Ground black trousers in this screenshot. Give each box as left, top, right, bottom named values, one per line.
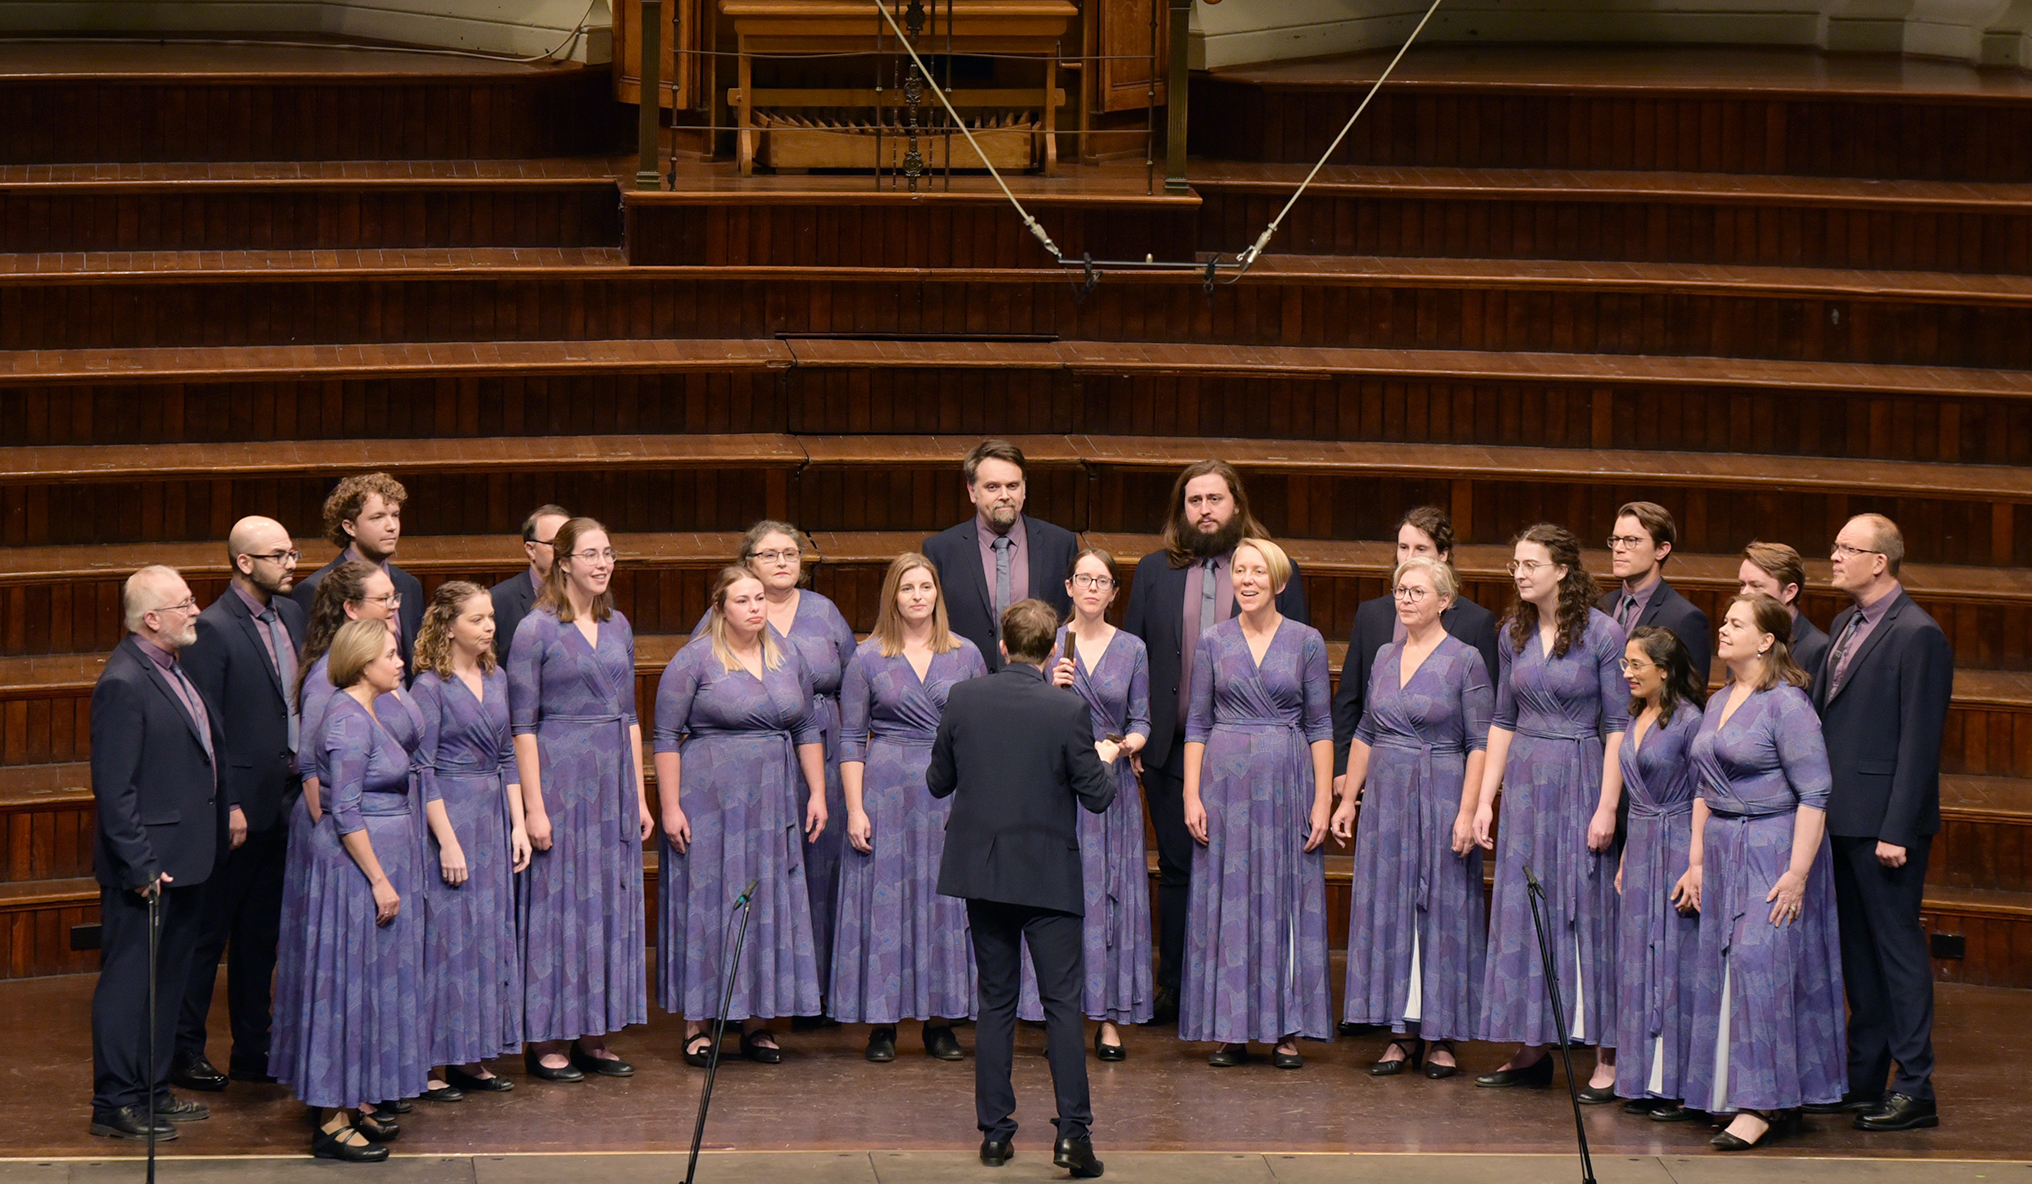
left=968, top=899, right=1091, bottom=1143
left=1832, top=833, right=1935, bottom=1101
left=1143, top=738, right=1193, bottom=995
left=177, top=818, right=287, bottom=1071
left=93, top=882, right=203, bottom=1116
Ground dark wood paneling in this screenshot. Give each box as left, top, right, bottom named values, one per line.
left=0, top=806, right=94, bottom=882
left=1922, top=908, right=2032, bottom=988
left=1935, top=817, right=2032, bottom=894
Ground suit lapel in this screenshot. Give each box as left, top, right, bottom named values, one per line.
left=1827, top=592, right=1905, bottom=705
left=228, top=594, right=288, bottom=702
left=955, top=520, right=995, bottom=621
left=132, top=640, right=212, bottom=757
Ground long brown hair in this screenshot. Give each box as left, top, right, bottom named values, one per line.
left=705, top=565, right=785, bottom=674
left=1626, top=625, right=1707, bottom=727
left=536, top=517, right=615, bottom=624
left=1503, top=523, right=1598, bottom=659
left=1158, top=460, right=1268, bottom=569
left=296, top=560, right=381, bottom=708
left=1728, top=593, right=1812, bottom=691
left=414, top=580, right=496, bottom=680
left=869, top=553, right=959, bottom=658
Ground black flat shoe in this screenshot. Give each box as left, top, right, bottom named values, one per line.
left=980, top=1138, right=1014, bottom=1166
left=444, top=1065, right=513, bottom=1093
left=419, top=1083, right=466, bottom=1102
left=1207, top=1043, right=1246, bottom=1067
left=89, top=1106, right=177, bottom=1140
left=1650, top=1103, right=1701, bottom=1123
left=353, top=1111, right=399, bottom=1143
left=1624, top=1097, right=1670, bottom=1115
left=1145, top=987, right=1179, bottom=1027
left=1053, top=1135, right=1105, bottom=1179
left=924, top=1024, right=964, bottom=1061
left=1423, top=1041, right=1459, bottom=1079
left=741, top=1028, right=784, bottom=1064
left=169, top=1052, right=229, bottom=1092
left=791, top=1013, right=839, bottom=1032
left=1711, top=1109, right=1799, bottom=1151
left=866, top=1026, right=897, bottom=1063
left=1093, top=1027, right=1125, bottom=1062
left=523, top=1049, right=585, bottom=1082
left=1475, top=1055, right=1554, bottom=1089
left=1855, top=1092, right=1939, bottom=1131
left=1369, top=1037, right=1424, bottom=1077
left=683, top=1033, right=715, bottom=1069
left=1803, top=1090, right=1881, bottom=1115
left=1271, top=1045, right=1304, bottom=1070
left=375, top=1098, right=412, bottom=1115
left=1577, top=1082, right=1620, bottom=1105
left=312, top=1125, right=389, bottom=1163
left=571, top=1044, right=635, bottom=1077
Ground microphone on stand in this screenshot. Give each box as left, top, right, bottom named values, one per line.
left=682, top=877, right=764, bottom=1184
left=1522, top=862, right=1597, bottom=1184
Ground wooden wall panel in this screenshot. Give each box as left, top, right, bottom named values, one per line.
left=0, top=807, right=95, bottom=883
left=1934, top=818, right=2032, bottom=894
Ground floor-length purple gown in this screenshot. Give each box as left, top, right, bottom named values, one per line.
left=1478, top=610, right=1628, bottom=1047
left=1613, top=702, right=1703, bottom=1102
left=1683, top=683, right=1846, bottom=1112
left=653, top=632, right=823, bottom=1020
left=692, top=591, right=857, bottom=998
left=1342, top=634, right=1492, bottom=1041
left=1018, top=625, right=1155, bottom=1026
left=1180, top=617, right=1335, bottom=1045
left=272, top=693, right=429, bottom=1109
left=829, top=638, right=986, bottom=1023
left=507, top=607, right=647, bottom=1042
left=414, top=667, right=522, bottom=1065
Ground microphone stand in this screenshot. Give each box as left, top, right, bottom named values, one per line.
left=145, top=881, right=162, bottom=1184
left=682, top=877, right=761, bottom=1184
left=1523, top=863, right=1596, bottom=1184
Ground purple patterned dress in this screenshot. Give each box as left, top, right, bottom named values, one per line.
left=507, top=607, right=648, bottom=1042
left=692, top=591, right=857, bottom=995
left=830, top=638, right=987, bottom=1023
left=414, top=667, right=522, bottom=1065
left=1613, top=702, right=1703, bottom=1102
left=653, top=633, right=824, bottom=1020
left=1180, top=618, right=1335, bottom=1045
left=1478, top=610, right=1628, bottom=1047
left=1342, top=634, right=1492, bottom=1041
left=272, top=693, right=429, bottom=1110
left=1683, top=684, right=1846, bottom=1112
left=1018, top=626, right=1155, bottom=1025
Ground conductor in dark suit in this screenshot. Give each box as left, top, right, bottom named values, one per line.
left=922, top=440, right=1078, bottom=672
left=1739, top=540, right=1831, bottom=683
left=489, top=503, right=569, bottom=660
left=1811, top=513, right=1953, bottom=1132
left=1331, top=506, right=1498, bottom=792
left=1122, top=460, right=1305, bottom=1022
left=1599, top=501, right=1710, bottom=677
left=291, top=472, right=424, bottom=675
left=90, top=566, right=227, bottom=1140
left=174, top=516, right=306, bottom=1090
left=929, top=599, right=1113, bottom=1178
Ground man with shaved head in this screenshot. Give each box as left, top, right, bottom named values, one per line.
left=174, top=517, right=306, bottom=1091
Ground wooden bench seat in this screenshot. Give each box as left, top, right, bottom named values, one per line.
left=0, top=339, right=790, bottom=386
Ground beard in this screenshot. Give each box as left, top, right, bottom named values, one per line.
left=1182, top=514, right=1247, bottom=560
left=981, top=502, right=1019, bottom=532
left=170, top=622, right=199, bottom=648
left=252, top=567, right=293, bottom=596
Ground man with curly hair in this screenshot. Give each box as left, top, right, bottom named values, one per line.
left=290, top=472, right=424, bottom=676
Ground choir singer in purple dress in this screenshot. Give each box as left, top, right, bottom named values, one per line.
left=656, top=565, right=827, bottom=1066
left=1181, top=537, right=1334, bottom=1070
left=1330, top=556, right=1491, bottom=1079
left=507, top=517, right=652, bottom=1083
left=1683, top=593, right=1845, bottom=1151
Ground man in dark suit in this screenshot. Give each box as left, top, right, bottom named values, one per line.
left=922, top=439, right=1079, bottom=672
left=1122, top=460, right=1305, bottom=1024
left=1331, top=506, right=1499, bottom=795
left=929, top=598, right=1113, bottom=1178
left=490, top=503, right=569, bottom=660
left=1811, top=513, right=1953, bottom=1132
left=174, top=516, right=306, bottom=1090
left=1739, top=540, right=1831, bottom=683
left=90, top=566, right=227, bottom=1140
left=291, top=472, right=423, bottom=674
left=1599, top=500, right=1711, bottom=678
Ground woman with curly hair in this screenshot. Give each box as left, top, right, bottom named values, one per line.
left=1472, top=524, right=1628, bottom=1097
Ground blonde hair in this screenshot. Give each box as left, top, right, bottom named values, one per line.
left=329, top=618, right=394, bottom=690
left=870, top=553, right=959, bottom=658
left=1392, top=554, right=1458, bottom=605
left=414, top=581, right=497, bottom=680
left=1235, top=537, right=1292, bottom=593
left=706, top=565, right=784, bottom=674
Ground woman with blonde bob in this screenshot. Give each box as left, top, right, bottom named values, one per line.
left=655, top=565, right=828, bottom=1066
left=831, top=553, right=987, bottom=1063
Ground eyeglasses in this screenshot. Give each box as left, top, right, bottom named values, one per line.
left=1505, top=559, right=1555, bottom=575
left=249, top=549, right=300, bottom=565
left=360, top=592, right=403, bottom=609
left=570, top=548, right=618, bottom=563
left=529, top=538, right=556, bottom=550
left=1391, top=585, right=1432, bottom=602
left=1617, top=658, right=1655, bottom=673
left=1070, top=574, right=1116, bottom=590
left=1830, top=542, right=1882, bottom=560
left=1605, top=534, right=1649, bottom=551
left=751, top=549, right=801, bottom=565
left=149, top=597, right=199, bottom=615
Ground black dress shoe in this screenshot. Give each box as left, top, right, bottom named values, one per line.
left=791, top=1013, right=839, bottom=1032
left=169, top=1052, right=229, bottom=1092
left=1093, top=1027, right=1125, bottom=1062
left=1475, top=1055, right=1554, bottom=1088
left=1369, top=1038, right=1424, bottom=1077
left=376, top=1098, right=413, bottom=1114
left=1145, top=987, right=1179, bottom=1027
left=1624, top=1097, right=1670, bottom=1115
left=980, top=1138, right=1014, bottom=1166
left=312, top=1125, right=390, bottom=1163
left=354, top=1111, right=399, bottom=1143
left=866, top=1026, right=897, bottom=1062
left=742, top=1028, right=784, bottom=1064
left=1576, top=1082, right=1620, bottom=1105
left=152, top=1094, right=209, bottom=1122
left=228, top=1060, right=279, bottom=1084
left=1855, top=1092, right=1939, bottom=1131
left=1712, top=1109, right=1800, bottom=1151
left=571, top=1044, right=636, bottom=1077
left=924, top=1024, right=965, bottom=1061
left=1650, top=1103, right=1701, bottom=1123
left=523, top=1049, right=586, bottom=1082
left=683, top=1032, right=716, bottom=1069
left=1207, top=1043, right=1246, bottom=1067
left=1271, top=1045, right=1304, bottom=1070
left=90, top=1106, right=178, bottom=1140
left=1053, top=1135, right=1105, bottom=1179
left=420, top=1083, right=466, bottom=1102
left=1803, top=1090, right=1881, bottom=1114
left=1339, top=1020, right=1383, bottom=1037
left=444, top=1065, right=514, bottom=1092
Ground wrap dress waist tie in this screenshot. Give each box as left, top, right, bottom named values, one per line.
left=433, top=757, right=514, bottom=862
left=867, top=725, right=936, bottom=751
left=1369, top=735, right=1466, bottom=910
left=684, top=725, right=801, bottom=831
left=547, top=711, right=636, bottom=847
left=1703, top=800, right=1761, bottom=959
left=1512, top=720, right=1600, bottom=924
left=1628, top=794, right=1694, bottom=1037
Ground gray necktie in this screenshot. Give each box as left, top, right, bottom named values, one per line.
left=1828, top=613, right=1862, bottom=694
left=992, top=536, right=1013, bottom=624
left=1199, top=557, right=1220, bottom=636
left=1618, top=594, right=1638, bottom=631
left=168, top=663, right=214, bottom=761
left=260, top=607, right=300, bottom=752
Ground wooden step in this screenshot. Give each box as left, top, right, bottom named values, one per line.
left=1921, top=886, right=2032, bottom=987
left=0, top=874, right=100, bottom=978
left=1938, top=776, right=2032, bottom=895
left=0, top=764, right=94, bottom=883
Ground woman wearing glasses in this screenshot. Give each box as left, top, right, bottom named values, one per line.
left=1015, top=549, right=1152, bottom=1058
left=689, top=522, right=858, bottom=1020
left=507, top=517, right=652, bottom=1083
left=1472, top=524, right=1628, bottom=1098
left=1329, top=556, right=1492, bottom=1079
left=1612, top=626, right=1707, bottom=1121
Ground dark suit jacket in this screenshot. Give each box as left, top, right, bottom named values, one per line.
left=929, top=663, right=1114, bottom=915
left=90, top=636, right=227, bottom=891
left=1123, top=549, right=1308, bottom=767
left=922, top=515, right=1079, bottom=672
left=1331, top=592, right=1500, bottom=775
left=181, top=589, right=306, bottom=833
left=291, top=550, right=425, bottom=675
left=1598, top=577, right=1712, bottom=683
left=1811, top=589, right=1953, bottom=848
left=1791, top=610, right=1831, bottom=686
left=489, top=568, right=541, bottom=663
